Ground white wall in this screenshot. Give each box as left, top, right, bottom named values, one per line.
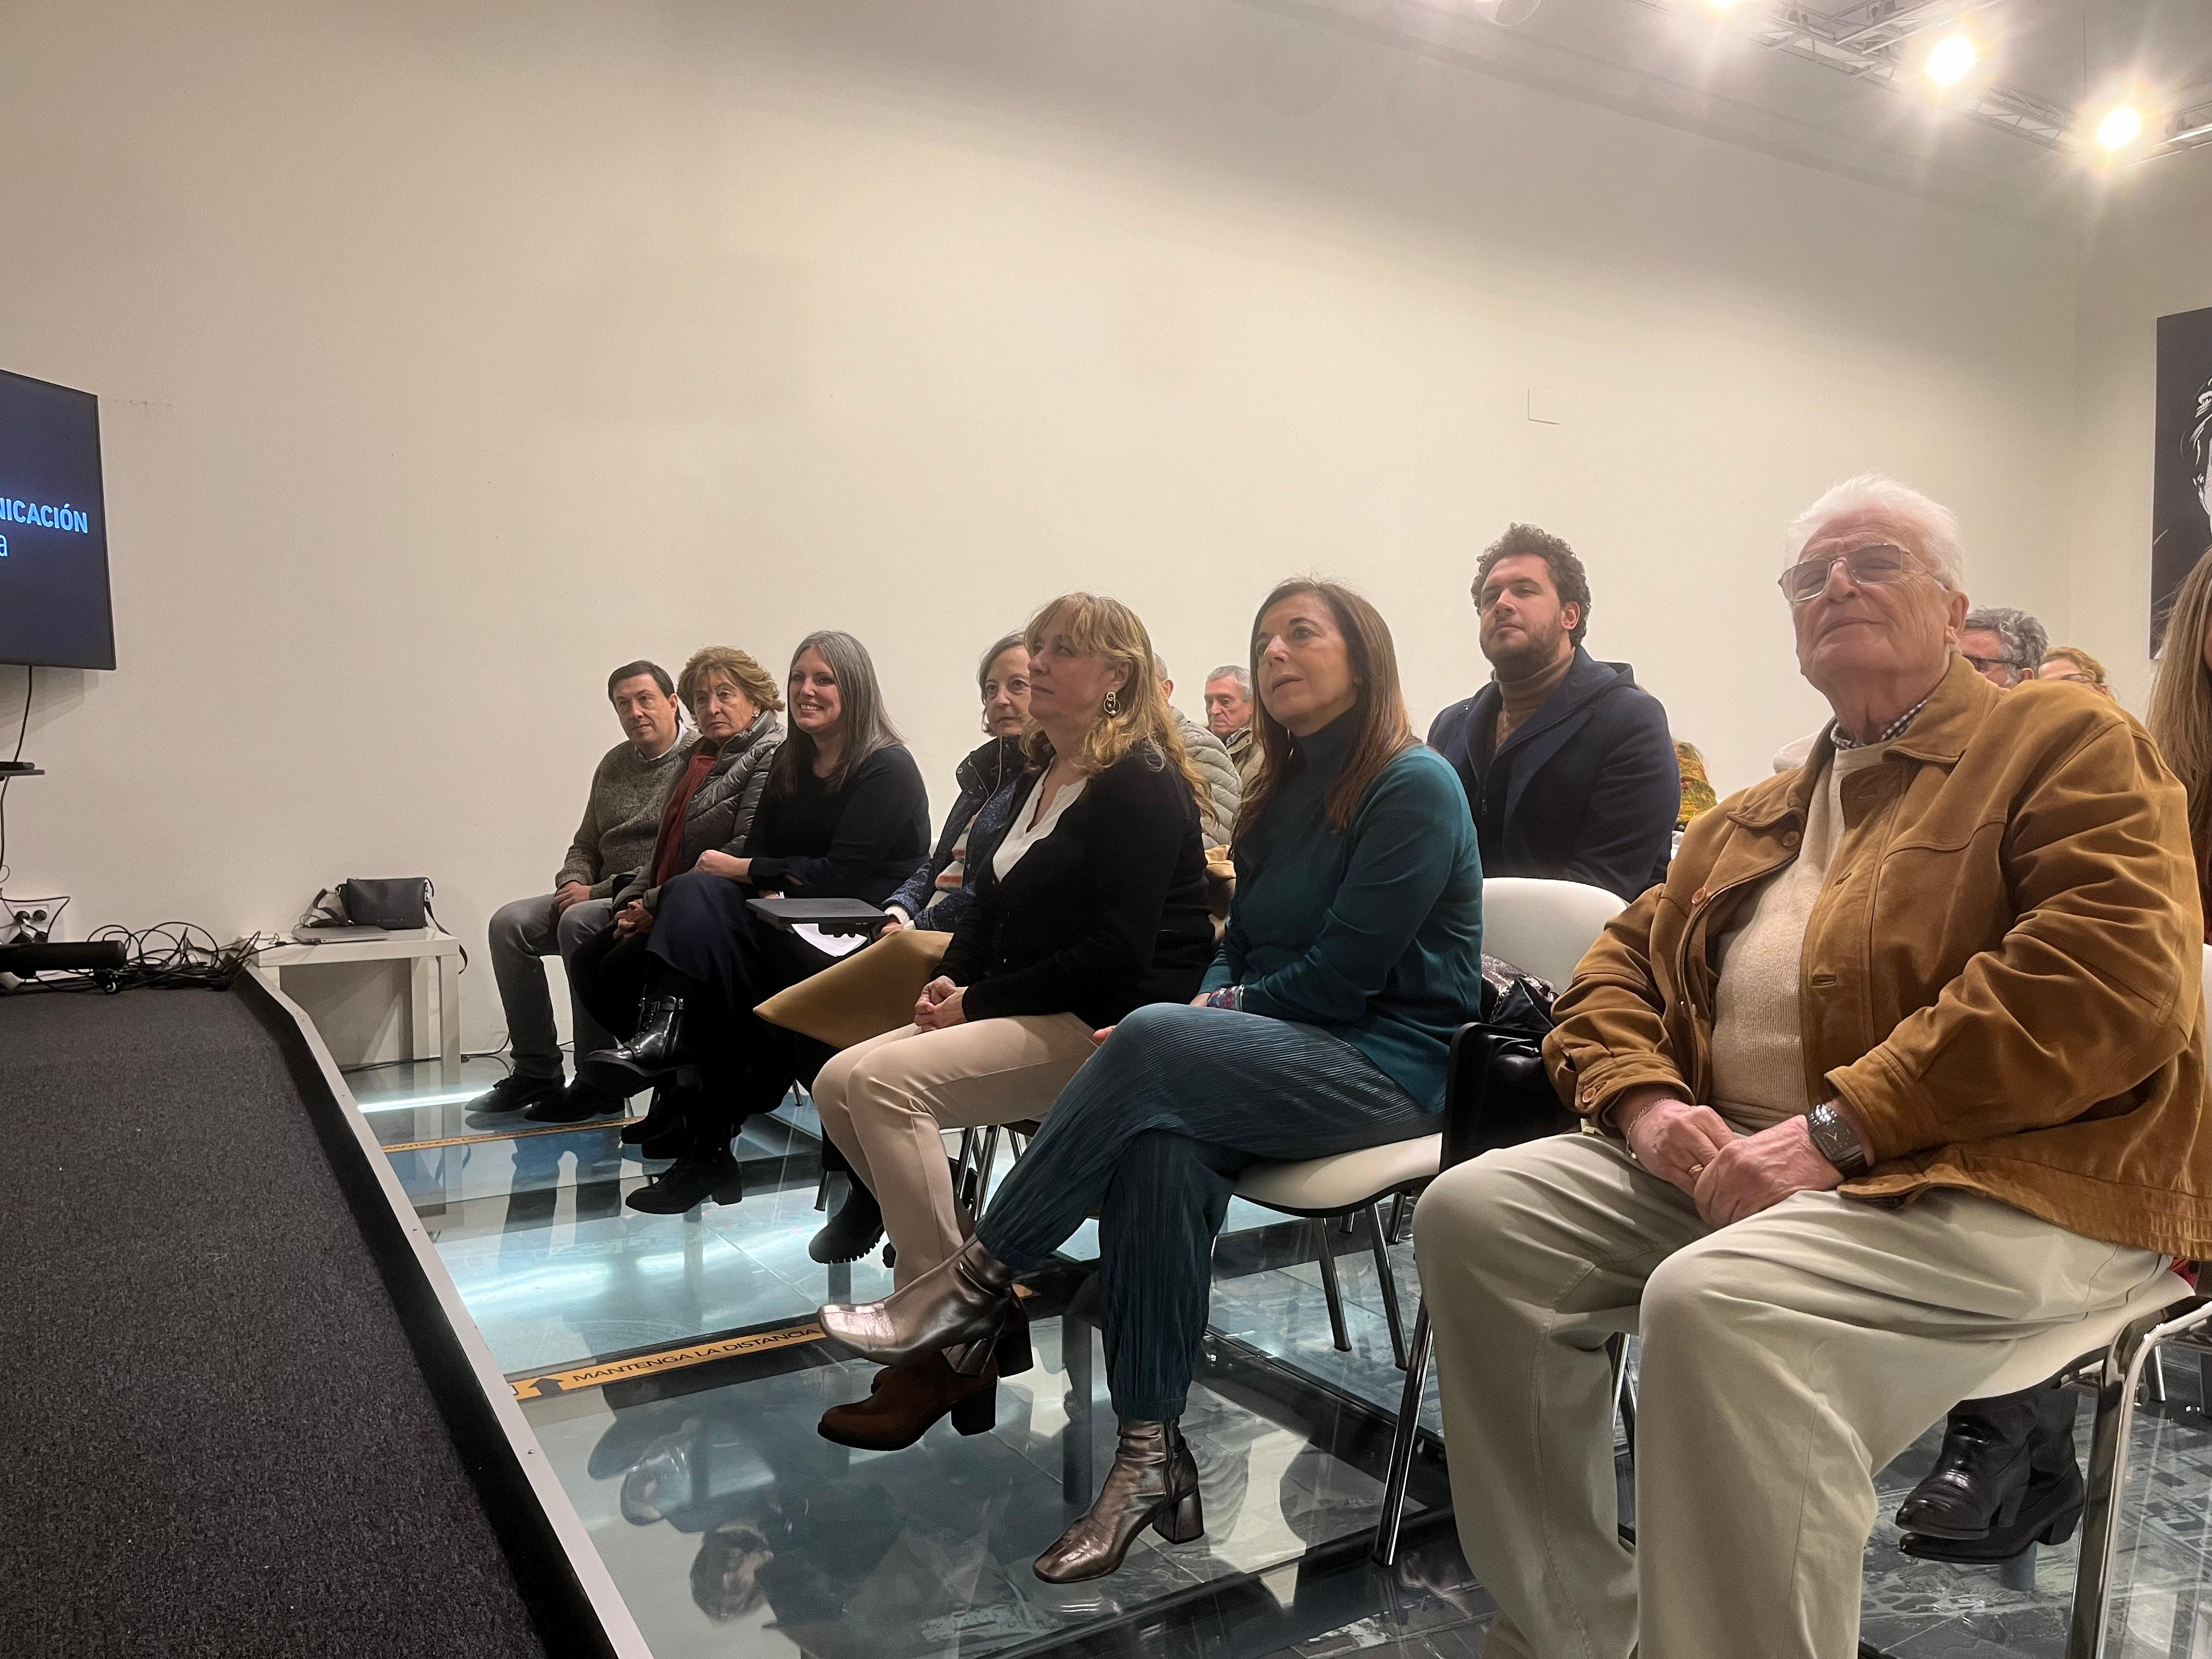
left=2069, top=152, right=2212, bottom=709
left=1, top=0, right=2086, bottom=1049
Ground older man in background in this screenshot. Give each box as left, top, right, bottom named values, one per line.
left=1960, top=603, right=2049, bottom=687
left=474, top=660, right=691, bottom=1119
left=1203, top=664, right=1259, bottom=782
left=1155, top=653, right=1242, bottom=848
left=1416, top=475, right=2210, bottom=1659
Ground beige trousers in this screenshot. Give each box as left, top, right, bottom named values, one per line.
left=811, top=1013, right=1097, bottom=1287
left=1415, top=1132, right=2168, bottom=1659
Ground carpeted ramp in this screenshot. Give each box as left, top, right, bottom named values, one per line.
left=0, top=985, right=567, bottom=1657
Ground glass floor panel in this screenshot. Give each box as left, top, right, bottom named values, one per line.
left=520, top=1315, right=1432, bottom=1659
left=352, top=1059, right=2212, bottom=1659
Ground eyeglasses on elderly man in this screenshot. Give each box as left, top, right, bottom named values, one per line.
left=1414, top=472, right=2209, bottom=1659
left=1774, top=540, right=1928, bottom=603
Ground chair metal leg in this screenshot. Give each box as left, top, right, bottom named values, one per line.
left=1608, top=1333, right=1639, bottom=1458
left=2151, top=1346, right=2168, bottom=1404
left=814, top=1167, right=832, bottom=1212
left=1313, top=1218, right=1351, bottom=1352
left=1367, top=1203, right=1409, bottom=1370
left=2065, top=1310, right=2167, bottom=1659
left=951, top=1127, right=977, bottom=1197
left=1388, top=1191, right=1412, bottom=1245
left=973, top=1124, right=1003, bottom=1211
left=1062, top=1305, right=1097, bottom=1505
left=1372, top=1301, right=1434, bottom=1566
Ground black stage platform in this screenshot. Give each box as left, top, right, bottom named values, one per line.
left=0, top=980, right=625, bottom=1657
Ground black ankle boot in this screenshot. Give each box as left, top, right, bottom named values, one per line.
left=582, top=995, right=685, bottom=1092
left=625, top=1149, right=743, bottom=1214
left=622, top=1077, right=694, bottom=1146
left=810, top=1181, right=887, bottom=1264
left=1895, top=1381, right=2071, bottom=1542
left=1902, top=1383, right=2082, bottom=1560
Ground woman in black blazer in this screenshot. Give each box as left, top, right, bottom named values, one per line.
left=807, top=592, right=1212, bottom=1451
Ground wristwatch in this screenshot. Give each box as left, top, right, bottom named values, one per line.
left=1805, top=1100, right=1870, bottom=1177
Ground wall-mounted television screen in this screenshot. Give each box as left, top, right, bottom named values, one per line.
left=0, top=368, right=115, bottom=670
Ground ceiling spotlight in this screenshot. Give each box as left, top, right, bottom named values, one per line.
left=2096, top=104, right=2145, bottom=150
left=1925, top=32, right=1977, bottom=88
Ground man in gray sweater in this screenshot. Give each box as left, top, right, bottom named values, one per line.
left=473, top=660, right=692, bottom=1119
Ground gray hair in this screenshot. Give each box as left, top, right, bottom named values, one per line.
left=1784, top=474, right=1965, bottom=592
left=1152, top=651, right=1170, bottom=680
left=1206, top=664, right=1251, bottom=695
left=1963, top=606, right=2050, bottom=674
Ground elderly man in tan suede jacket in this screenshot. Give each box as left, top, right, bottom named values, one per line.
left=1415, top=474, right=2212, bottom=1659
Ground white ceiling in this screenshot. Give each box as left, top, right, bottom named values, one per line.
left=1249, top=0, right=2212, bottom=217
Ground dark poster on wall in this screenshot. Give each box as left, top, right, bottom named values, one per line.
left=2153, top=305, right=2212, bottom=653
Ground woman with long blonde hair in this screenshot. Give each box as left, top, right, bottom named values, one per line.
left=806, top=592, right=1216, bottom=1449
left=819, top=578, right=1486, bottom=1583
left=2147, top=544, right=2212, bottom=938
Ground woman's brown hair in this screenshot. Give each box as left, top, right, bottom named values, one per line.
left=1238, top=578, right=1415, bottom=835
left=2149, top=546, right=2212, bottom=855
left=769, top=629, right=901, bottom=795
left=1022, top=593, right=1209, bottom=812
left=676, top=646, right=783, bottom=717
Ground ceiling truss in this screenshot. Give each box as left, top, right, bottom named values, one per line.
left=1627, top=0, right=2212, bottom=159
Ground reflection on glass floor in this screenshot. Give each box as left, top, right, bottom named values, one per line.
left=522, top=1317, right=1431, bottom=1659
left=354, top=1059, right=2212, bottom=1659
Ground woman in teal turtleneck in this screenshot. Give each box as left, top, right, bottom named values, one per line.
left=816, top=578, right=1486, bottom=1582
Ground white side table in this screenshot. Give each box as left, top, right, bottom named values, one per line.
left=251, top=929, right=463, bottom=1080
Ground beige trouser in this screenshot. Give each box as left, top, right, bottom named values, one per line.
left=1415, top=1132, right=2168, bottom=1659
left=810, top=1014, right=1097, bottom=1287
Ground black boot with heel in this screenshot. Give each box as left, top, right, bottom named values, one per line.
left=1896, top=1380, right=2082, bottom=1557
left=582, top=992, right=687, bottom=1093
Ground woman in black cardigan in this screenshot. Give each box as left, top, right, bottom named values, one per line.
left=808, top=592, right=1212, bottom=1449
left=575, top=630, right=928, bottom=1215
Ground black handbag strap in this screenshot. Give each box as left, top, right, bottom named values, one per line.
left=421, top=878, right=467, bottom=972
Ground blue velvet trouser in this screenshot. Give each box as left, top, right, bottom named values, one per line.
left=975, top=1002, right=1434, bottom=1420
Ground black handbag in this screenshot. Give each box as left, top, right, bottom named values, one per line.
left=337, top=877, right=431, bottom=930
left=1440, top=966, right=1577, bottom=1172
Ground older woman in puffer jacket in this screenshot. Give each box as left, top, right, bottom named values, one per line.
left=606, top=645, right=786, bottom=925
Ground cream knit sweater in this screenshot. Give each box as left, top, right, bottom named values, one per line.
left=1708, top=744, right=1892, bottom=1133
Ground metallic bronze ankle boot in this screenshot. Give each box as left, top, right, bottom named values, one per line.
left=1033, top=1418, right=1203, bottom=1583
left=816, top=1236, right=1018, bottom=1373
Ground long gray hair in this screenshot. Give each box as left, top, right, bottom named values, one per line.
left=769, top=629, right=901, bottom=794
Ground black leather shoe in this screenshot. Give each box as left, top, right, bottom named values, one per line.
left=1895, top=1383, right=2076, bottom=1542
left=524, top=1078, right=628, bottom=1123
left=624, top=1150, right=744, bottom=1214
left=470, top=1073, right=565, bottom=1114
left=581, top=995, right=686, bottom=1092
left=1901, top=1453, right=2085, bottom=1563
left=810, top=1182, right=887, bottom=1264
